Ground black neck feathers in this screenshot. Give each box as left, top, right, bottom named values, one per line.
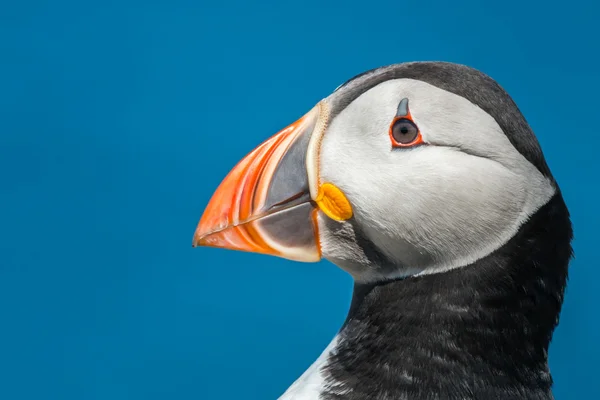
left=322, top=192, right=572, bottom=400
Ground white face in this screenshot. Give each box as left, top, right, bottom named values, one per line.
left=315, top=79, right=555, bottom=282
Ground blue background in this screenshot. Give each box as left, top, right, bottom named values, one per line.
left=1, top=0, right=598, bottom=398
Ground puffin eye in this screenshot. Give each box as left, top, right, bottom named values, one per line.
left=391, top=119, right=419, bottom=145
left=389, top=97, right=424, bottom=148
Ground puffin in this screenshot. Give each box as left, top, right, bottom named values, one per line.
left=192, top=62, right=573, bottom=400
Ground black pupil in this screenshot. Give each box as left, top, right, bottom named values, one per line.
left=392, top=119, right=418, bottom=144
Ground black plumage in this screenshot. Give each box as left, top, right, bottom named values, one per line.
left=321, top=192, right=572, bottom=399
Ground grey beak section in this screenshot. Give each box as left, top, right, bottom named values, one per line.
left=263, top=113, right=317, bottom=211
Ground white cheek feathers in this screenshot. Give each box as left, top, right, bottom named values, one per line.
left=316, top=78, right=556, bottom=280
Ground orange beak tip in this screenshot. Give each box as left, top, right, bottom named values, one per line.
left=192, top=231, right=211, bottom=248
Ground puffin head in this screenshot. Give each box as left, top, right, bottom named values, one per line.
left=193, top=62, right=556, bottom=283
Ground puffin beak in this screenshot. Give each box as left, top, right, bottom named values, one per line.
left=192, top=105, right=323, bottom=262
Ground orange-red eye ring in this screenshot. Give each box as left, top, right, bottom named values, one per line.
left=389, top=116, right=424, bottom=148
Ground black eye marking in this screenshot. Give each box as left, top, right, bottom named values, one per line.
left=396, top=98, right=409, bottom=117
